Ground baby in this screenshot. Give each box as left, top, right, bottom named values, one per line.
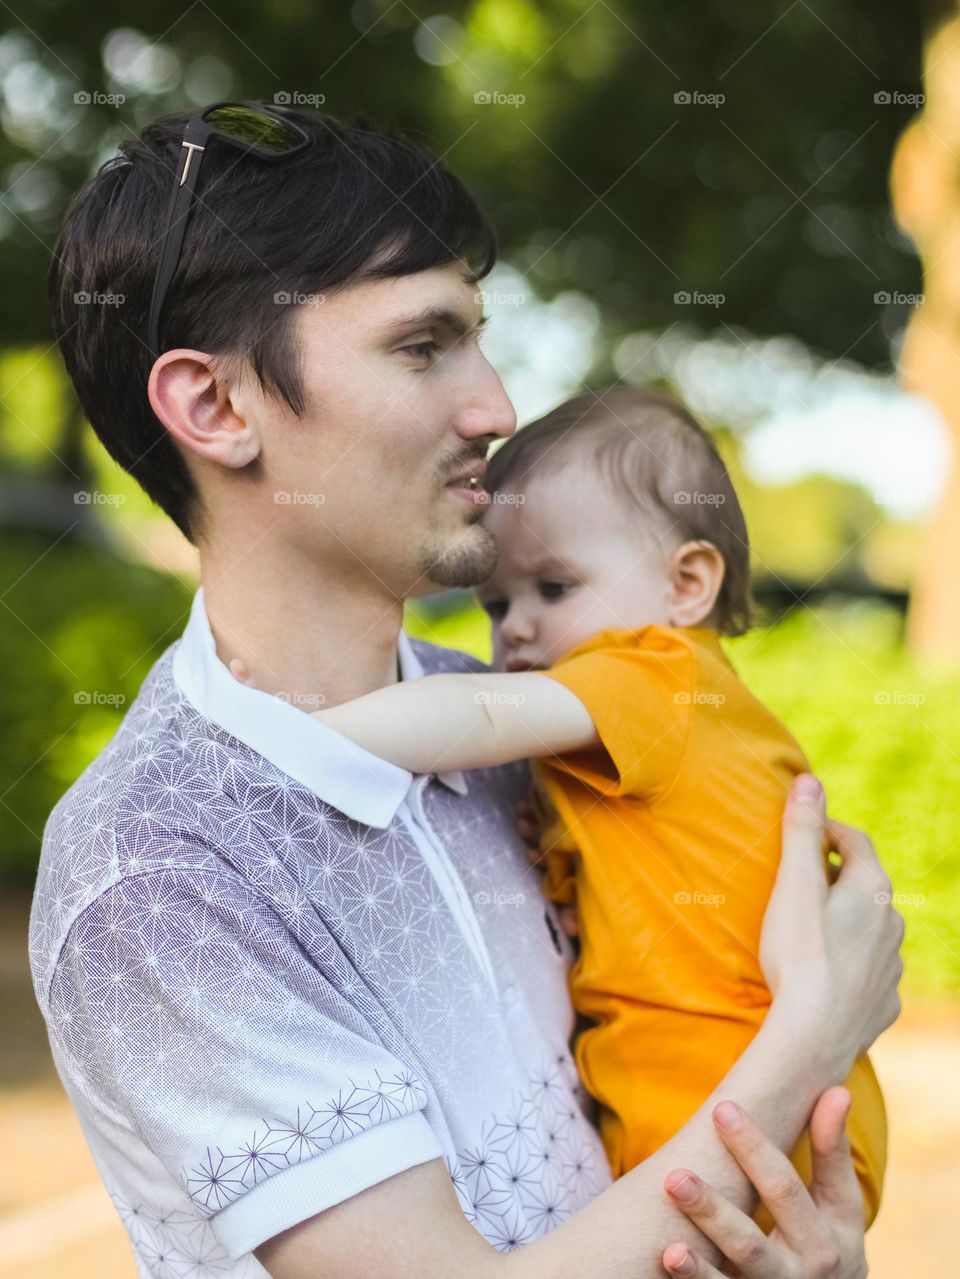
left=241, top=385, right=887, bottom=1227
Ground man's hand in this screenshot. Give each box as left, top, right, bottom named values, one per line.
left=660, top=1088, right=867, bottom=1278
left=760, top=773, right=904, bottom=1075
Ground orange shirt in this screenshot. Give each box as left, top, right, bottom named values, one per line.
left=533, top=624, right=886, bottom=1226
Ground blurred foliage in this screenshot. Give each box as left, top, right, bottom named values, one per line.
left=0, top=530, right=192, bottom=883
left=720, top=431, right=919, bottom=588
left=1, top=0, right=953, bottom=1000
left=405, top=596, right=960, bottom=996
left=0, top=0, right=928, bottom=386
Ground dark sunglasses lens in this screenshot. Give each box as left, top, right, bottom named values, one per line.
left=202, top=104, right=305, bottom=153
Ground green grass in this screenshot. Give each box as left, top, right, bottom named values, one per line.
left=405, top=597, right=960, bottom=998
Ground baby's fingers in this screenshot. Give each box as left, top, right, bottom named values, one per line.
left=557, top=904, right=580, bottom=937
left=229, top=657, right=254, bottom=686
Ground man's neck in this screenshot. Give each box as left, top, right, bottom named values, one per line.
left=198, top=552, right=405, bottom=709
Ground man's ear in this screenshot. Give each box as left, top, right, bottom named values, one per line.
left=147, top=348, right=260, bottom=468
left=666, top=539, right=726, bottom=628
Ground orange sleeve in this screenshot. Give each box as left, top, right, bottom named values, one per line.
left=540, top=627, right=694, bottom=800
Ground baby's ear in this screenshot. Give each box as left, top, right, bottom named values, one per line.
left=229, top=657, right=255, bottom=687
left=666, top=540, right=725, bottom=628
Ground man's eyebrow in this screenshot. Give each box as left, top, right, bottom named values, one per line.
left=380, top=306, right=489, bottom=339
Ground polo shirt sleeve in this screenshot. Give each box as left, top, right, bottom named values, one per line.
left=47, top=864, right=444, bottom=1263
left=540, top=627, right=694, bottom=800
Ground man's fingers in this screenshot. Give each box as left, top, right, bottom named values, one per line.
left=707, top=1102, right=828, bottom=1254
left=778, top=774, right=829, bottom=899
left=825, top=818, right=893, bottom=897
left=662, top=1241, right=729, bottom=1278
left=663, top=1169, right=775, bottom=1278
left=808, top=1087, right=864, bottom=1218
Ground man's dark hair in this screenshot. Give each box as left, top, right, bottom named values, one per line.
left=484, top=386, right=753, bottom=636
left=48, top=107, right=498, bottom=543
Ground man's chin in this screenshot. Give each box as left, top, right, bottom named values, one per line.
left=417, top=523, right=498, bottom=590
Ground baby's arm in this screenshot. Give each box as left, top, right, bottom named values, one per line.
left=315, top=671, right=599, bottom=773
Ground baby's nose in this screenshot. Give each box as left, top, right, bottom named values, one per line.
left=500, top=609, right=537, bottom=646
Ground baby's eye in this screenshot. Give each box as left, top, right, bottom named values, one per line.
left=538, top=580, right=572, bottom=602
left=480, top=597, right=508, bottom=622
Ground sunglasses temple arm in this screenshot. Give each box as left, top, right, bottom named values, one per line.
left=146, top=145, right=206, bottom=360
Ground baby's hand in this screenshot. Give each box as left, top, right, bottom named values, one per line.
left=229, top=658, right=255, bottom=687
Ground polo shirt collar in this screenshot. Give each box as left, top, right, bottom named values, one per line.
left=172, top=586, right=467, bottom=829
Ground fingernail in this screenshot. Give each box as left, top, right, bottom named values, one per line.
left=794, top=774, right=823, bottom=803
left=714, top=1101, right=743, bottom=1132
left=667, top=1173, right=700, bottom=1203
left=668, top=1249, right=697, bottom=1277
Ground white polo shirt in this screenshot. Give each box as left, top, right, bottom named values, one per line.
left=29, top=587, right=612, bottom=1277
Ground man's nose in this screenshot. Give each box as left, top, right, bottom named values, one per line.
left=454, top=363, right=517, bottom=443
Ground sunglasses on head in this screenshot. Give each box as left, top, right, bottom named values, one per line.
left=146, top=100, right=312, bottom=358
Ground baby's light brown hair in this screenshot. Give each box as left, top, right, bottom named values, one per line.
left=483, top=386, right=753, bottom=636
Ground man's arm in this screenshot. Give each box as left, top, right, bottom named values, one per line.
left=255, top=779, right=904, bottom=1279
left=254, top=996, right=844, bottom=1279
left=313, top=671, right=597, bottom=771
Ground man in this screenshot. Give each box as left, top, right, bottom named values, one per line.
left=32, top=102, right=903, bottom=1278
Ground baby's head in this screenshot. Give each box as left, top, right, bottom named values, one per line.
left=478, top=386, right=752, bottom=672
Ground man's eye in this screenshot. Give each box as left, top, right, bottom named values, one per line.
left=481, top=598, right=508, bottom=622
left=539, top=580, right=571, bottom=601
left=400, top=341, right=440, bottom=360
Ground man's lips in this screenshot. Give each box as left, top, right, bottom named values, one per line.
left=446, top=461, right=488, bottom=507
